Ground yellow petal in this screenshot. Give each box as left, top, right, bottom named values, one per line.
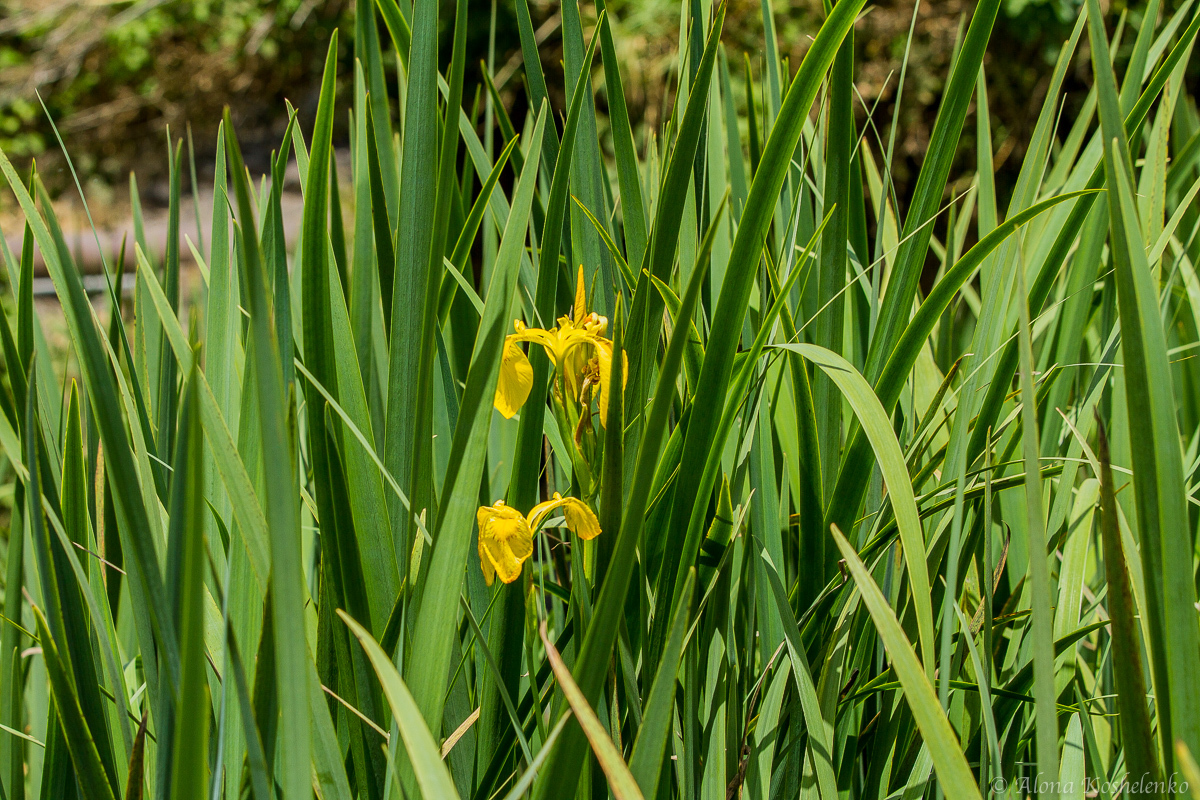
left=477, top=501, right=524, bottom=586
left=561, top=497, right=602, bottom=540
left=574, top=265, right=587, bottom=324
left=476, top=503, right=498, bottom=531
left=561, top=335, right=595, bottom=399
left=494, top=338, right=534, bottom=419
left=475, top=503, right=518, bottom=534
left=593, top=339, right=627, bottom=428
left=527, top=497, right=564, bottom=530
left=477, top=500, right=522, bottom=530
left=514, top=322, right=566, bottom=368
left=527, top=493, right=601, bottom=540
left=479, top=513, right=534, bottom=584
left=478, top=535, right=496, bottom=586
left=513, top=321, right=560, bottom=350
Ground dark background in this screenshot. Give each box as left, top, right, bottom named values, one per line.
left=0, top=0, right=1194, bottom=216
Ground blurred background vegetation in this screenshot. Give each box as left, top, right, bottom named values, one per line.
left=0, top=0, right=1195, bottom=210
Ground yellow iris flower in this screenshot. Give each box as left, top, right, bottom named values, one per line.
left=476, top=492, right=601, bottom=586
left=493, top=266, right=626, bottom=427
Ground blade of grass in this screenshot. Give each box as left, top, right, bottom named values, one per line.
left=341, top=611, right=462, bottom=800
left=166, top=366, right=209, bottom=800
left=135, top=245, right=270, bottom=594
left=760, top=551, right=838, bottom=800
left=1095, top=418, right=1160, bottom=791
left=624, top=2, right=725, bottom=425
left=385, top=0, right=441, bottom=586
left=533, top=196, right=712, bottom=799
left=593, top=0, right=648, bottom=269
left=813, top=0, right=855, bottom=503
left=1014, top=231, right=1059, bottom=791
left=825, top=188, right=1095, bottom=541
left=226, top=111, right=311, bottom=799
left=539, top=622, right=645, bottom=800
left=402, top=107, right=545, bottom=743
left=654, top=0, right=865, bottom=666
left=830, top=526, right=982, bottom=800
left=508, top=16, right=603, bottom=512
left=0, top=147, right=180, bottom=716
left=775, top=342, right=934, bottom=676
left=1088, top=0, right=1200, bottom=768
left=862, top=0, right=1001, bottom=385
left=154, top=139, right=183, bottom=491
left=627, top=570, right=694, bottom=799
left=31, top=606, right=117, bottom=800
left=357, top=0, right=399, bottom=225
left=408, top=0, right=471, bottom=566
left=560, top=0, right=615, bottom=313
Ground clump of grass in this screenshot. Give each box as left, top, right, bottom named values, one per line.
left=1, top=0, right=1199, bottom=798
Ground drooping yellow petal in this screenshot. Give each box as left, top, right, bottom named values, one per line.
left=560, top=327, right=598, bottom=400
left=512, top=320, right=560, bottom=351
left=477, top=501, right=523, bottom=531
left=592, top=338, right=628, bottom=428
left=573, top=264, right=588, bottom=324
left=527, top=496, right=566, bottom=530
left=512, top=320, right=566, bottom=367
left=477, top=502, right=533, bottom=585
left=478, top=537, right=496, bottom=585
left=560, top=497, right=602, bottom=540
left=526, top=492, right=601, bottom=540
left=481, top=523, right=533, bottom=584
left=494, top=337, right=535, bottom=419
left=476, top=503, right=512, bottom=586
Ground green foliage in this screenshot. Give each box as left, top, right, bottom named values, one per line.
left=0, top=1, right=1199, bottom=799
left=0, top=0, right=348, bottom=173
